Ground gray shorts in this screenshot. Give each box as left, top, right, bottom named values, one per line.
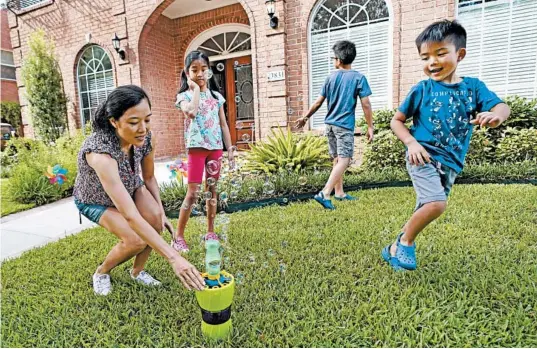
left=326, top=124, right=354, bottom=159
left=406, top=156, right=458, bottom=211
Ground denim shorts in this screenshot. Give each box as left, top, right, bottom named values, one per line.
left=326, top=124, right=354, bottom=159
left=74, top=199, right=108, bottom=224
left=406, top=156, right=458, bottom=211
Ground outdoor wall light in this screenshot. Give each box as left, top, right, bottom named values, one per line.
left=112, top=33, right=126, bottom=60
left=265, top=0, right=279, bottom=29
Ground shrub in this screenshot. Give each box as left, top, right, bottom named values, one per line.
left=361, top=130, right=406, bottom=170
left=496, top=128, right=537, bottom=163
left=6, top=131, right=85, bottom=205
left=504, top=95, right=537, bottom=129
left=0, top=102, right=22, bottom=130
left=466, top=127, right=496, bottom=164
left=21, top=29, right=68, bottom=143
left=356, top=108, right=396, bottom=133
left=243, top=127, right=331, bottom=174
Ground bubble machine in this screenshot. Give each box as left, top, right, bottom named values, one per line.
left=195, top=239, right=235, bottom=340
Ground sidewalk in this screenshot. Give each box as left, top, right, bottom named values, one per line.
left=0, top=159, right=175, bottom=262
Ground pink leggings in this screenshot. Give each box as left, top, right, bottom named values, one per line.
left=187, top=148, right=223, bottom=183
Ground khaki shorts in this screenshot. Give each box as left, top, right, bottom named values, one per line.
left=326, top=124, right=354, bottom=159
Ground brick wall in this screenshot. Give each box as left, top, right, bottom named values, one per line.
left=7, top=0, right=456, bottom=156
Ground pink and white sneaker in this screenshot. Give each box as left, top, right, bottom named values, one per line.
left=204, top=232, right=219, bottom=241
left=170, top=237, right=190, bottom=253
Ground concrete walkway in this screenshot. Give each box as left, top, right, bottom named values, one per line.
left=1, top=160, right=175, bottom=262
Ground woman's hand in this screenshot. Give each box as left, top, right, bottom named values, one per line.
left=162, top=214, right=174, bottom=237
left=170, top=256, right=206, bottom=291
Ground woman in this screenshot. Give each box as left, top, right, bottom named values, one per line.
left=73, top=85, right=204, bottom=296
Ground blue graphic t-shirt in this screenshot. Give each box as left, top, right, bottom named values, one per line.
left=399, top=77, right=503, bottom=173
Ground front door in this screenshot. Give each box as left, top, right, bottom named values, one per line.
left=211, top=55, right=254, bottom=149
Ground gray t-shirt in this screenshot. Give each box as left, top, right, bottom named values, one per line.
left=320, top=69, right=372, bottom=131
left=73, top=131, right=153, bottom=207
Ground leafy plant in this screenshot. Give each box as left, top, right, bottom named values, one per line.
left=356, top=108, right=396, bottom=133
left=243, top=127, right=331, bottom=174
left=361, top=129, right=406, bottom=169
left=496, top=128, right=537, bottom=163
left=21, top=29, right=68, bottom=143
left=504, top=95, right=537, bottom=129
left=466, top=127, right=496, bottom=164
left=0, top=102, right=22, bottom=130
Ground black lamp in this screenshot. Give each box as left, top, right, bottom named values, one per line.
left=112, top=33, right=126, bottom=60
left=265, top=0, right=279, bottom=29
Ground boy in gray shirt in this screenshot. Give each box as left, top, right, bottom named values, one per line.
left=297, top=40, right=374, bottom=210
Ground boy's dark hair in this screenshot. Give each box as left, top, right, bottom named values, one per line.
left=332, top=40, right=356, bottom=65
left=415, top=20, right=467, bottom=52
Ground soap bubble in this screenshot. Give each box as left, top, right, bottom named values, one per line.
left=249, top=254, right=256, bottom=264
left=207, top=177, right=216, bottom=186
left=181, top=202, right=190, bottom=210
left=282, top=198, right=289, bottom=204
left=286, top=163, right=294, bottom=173
left=287, top=108, right=294, bottom=115
left=298, top=176, right=307, bottom=186
left=262, top=262, right=269, bottom=268
left=203, top=69, right=213, bottom=80
left=262, top=181, right=275, bottom=195
left=209, top=198, right=217, bottom=206
left=267, top=249, right=275, bottom=257
left=241, top=133, right=250, bottom=142
left=236, top=121, right=244, bottom=130
left=224, top=256, right=231, bottom=266
left=230, top=190, right=239, bottom=199
left=206, top=160, right=220, bottom=176
left=219, top=192, right=229, bottom=202
left=191, top=203, right=199, bottom=211
left=203, top=191, right=212, bottom=200
left=248, top=187, right=256, bottom=195
left=220, top=233, right=228, bottom=243
left=279, top=263, right=287, bottom=274
left=230, top=177, right=241, bottom=188
left=235, top=272, right=244, bottom=284
left=281, top=241, right=288, bottom=248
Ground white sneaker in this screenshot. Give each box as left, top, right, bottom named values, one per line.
left=93, top=273, right=112, bottom=296
left=130, top=270, right=161, bottom=286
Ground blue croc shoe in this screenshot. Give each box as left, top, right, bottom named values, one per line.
left=381, top=244, right=404, bottom=271
left=314, top=192, right=335, bottom=210
left=334, top=194, right=357, bottom=201
left=394, top=232, right=417, bottom=270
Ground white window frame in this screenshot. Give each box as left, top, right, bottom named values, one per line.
left=455, top=0, right=537, bottom=99
left=1, top=49, right=17, bottom=82
left=307, top=0, right=393, bottom=130
left=185, top=24, right=252, bottom=62
left=76, top=45, right=115, bottom=126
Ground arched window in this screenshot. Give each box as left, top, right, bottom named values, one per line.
left=309, top=0, right=391, bottom=129
left=457, top=0, right=537, bottom=98
left=76, top=45, right=115, bottom=125
left=186, top=24, right=252, bottom=62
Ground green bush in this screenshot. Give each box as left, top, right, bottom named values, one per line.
left=0, top=152, right=16, bottom=178
left=21, top=29, right=68, bottom=143
left=496, top=128, right=537, bottom=163
left=361, top=130, right=406, bottom=170
left=356, top=108, right=396, bottom=133
left=504, top=95, right=537, bottom=129
left=6, top=131, right=85, bottom=205
left=466, top=127, right=496, bottom=164
left=243, top=127, right=331, bottom=174
left=0, top=102, right=22, bottom=130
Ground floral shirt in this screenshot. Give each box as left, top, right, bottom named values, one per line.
left=175, top=90, right=226, bottom=150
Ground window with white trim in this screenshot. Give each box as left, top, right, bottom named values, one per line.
left=197, top=31, right=251, bottom=60
left=76, top=46, right=115, bottom=125
left=457, top=0, right=537, bottom=99
left=309, top=0, right=391, bottom=129
left=1, top=50, right=16, bottom=81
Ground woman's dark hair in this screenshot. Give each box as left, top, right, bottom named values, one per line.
left=178, top=50, right=220, bottom=99
left=92, top=85, right=151, bottom=133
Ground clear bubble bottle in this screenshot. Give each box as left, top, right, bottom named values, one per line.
left=205, top=239, right=222, bottom=277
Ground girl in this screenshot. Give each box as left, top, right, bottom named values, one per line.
left=172, top=51, right=234, bottom=252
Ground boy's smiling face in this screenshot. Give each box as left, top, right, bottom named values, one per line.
left=419, top=40, right=466, bottom=83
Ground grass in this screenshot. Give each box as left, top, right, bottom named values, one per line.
left=2, top=184, right=537, bottom=347
left=0, top=178, right=35, bottom=217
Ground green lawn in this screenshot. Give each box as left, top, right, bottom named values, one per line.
left=0, top=178, right=35, bottom=217
left=2, top=184, right=536, bottom=347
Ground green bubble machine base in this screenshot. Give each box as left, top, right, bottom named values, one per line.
left=195, top=239, right=235, bottom=340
